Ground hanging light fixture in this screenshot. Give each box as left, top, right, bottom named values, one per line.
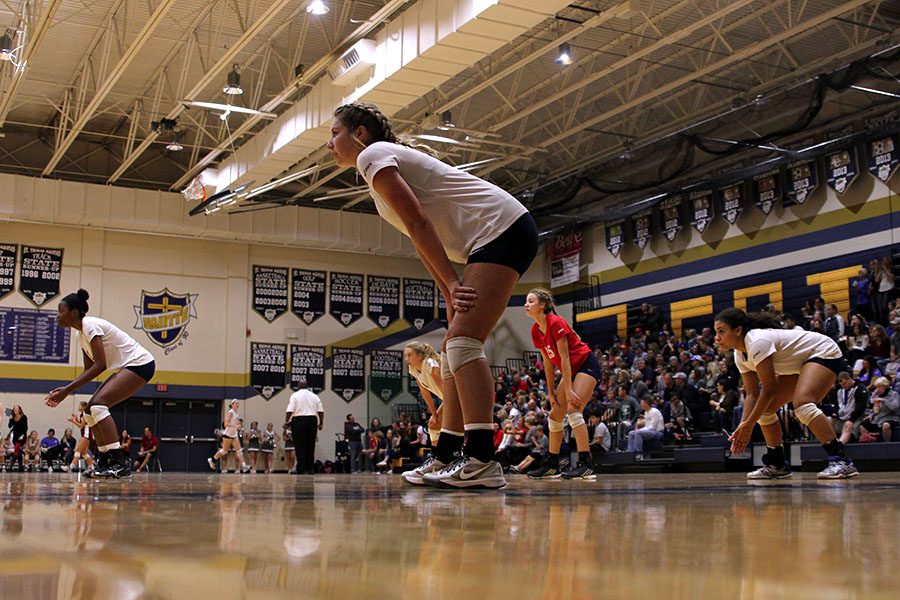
left=223, top=64, right=242, bottom=95
left=0, top=30, right=16, bottom=63
left=306, top=0, right=329, bottom=15
left=439, top=110, right=455, bottom=130
left=555, top=43, right=572, bottom=66
left=166, top=133, right=184, bottom=152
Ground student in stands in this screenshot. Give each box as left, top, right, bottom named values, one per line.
left=715, top=308, right=858, bottom=479
left=859, top=377, right=900, bottom=442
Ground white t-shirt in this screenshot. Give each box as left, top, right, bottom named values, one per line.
left=592, top=422, right=611, bottom=451
left=78, top=316, right=154, bottom=371
left=409, top=357, right=442, bottom=399
left=287, top=389, right=324, bottom=419
left=641, top=407, right=665, bottom=433
left=735, top=328, right=842, bottom=375
left=357, top=142, right=528, bottom=264
left=223, top=408, right=240, bottom=437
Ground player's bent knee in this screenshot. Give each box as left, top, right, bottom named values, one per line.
left=757, top=413, right=779, bottom=426
left=567, top=412, right=586, bottom=428
left=548, top=418, right=564, bottom=433
left=794, top=403, right=825, bottom=425
left=445, top=337, right=485, bottom=373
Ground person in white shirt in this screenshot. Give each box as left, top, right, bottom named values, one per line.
left=45, top=289, right=155, bottom=479
left=284, top=379, right=324, bottom=474
left=626, top=398, right=664, bottom=458
left=589, top=413, right=611, bottom=453
left=208, top=400, right=250, bottom=473
left=715, top=307, right=858, bottom=480
left=328, top=102, right=538, bottom=490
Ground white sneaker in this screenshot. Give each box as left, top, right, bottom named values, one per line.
left=376, top=460, right=388, bottom=468
left=817, top=459, right=860, bottom=479
left=240, top=463, right=251, bottom=473
left=747, top=463, right=792, bottom=480
left=422, top=456, right=506, bottom=489
left=401, top=455, right=446, bottom=485
left=207, top=458, right=216, bottom=471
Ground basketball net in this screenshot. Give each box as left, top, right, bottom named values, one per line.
left=182, top=175, right=206, bottom=203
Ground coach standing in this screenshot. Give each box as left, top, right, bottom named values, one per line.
left=285, top=379, right=324, bottom=474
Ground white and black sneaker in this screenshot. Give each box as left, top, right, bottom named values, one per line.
left=561, top=465, right=596, bottom=480
left=401, top=455, right=446, bottom=486
left=817, top=458, right=859, bottom=479
left=422, top=456, right=506, bottom=489
left=207, top=458, right=217, bottom=471
left=747, top=463, right=793, bottom=480
left=527, top=464, right=561, bottom=480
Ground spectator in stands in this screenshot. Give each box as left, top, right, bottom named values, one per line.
left=824, top=304, right=845, bottom=344
left=852, top=267, right=872, bottom=321
left=832, top=372, right=869, bottom=445
left=59, top=428, right=76, bottom=466
left=868, top=324, right=890, bottom=363
left=589, top=412, right=611, bottom=454
left=845, top=317, right=869, bottom=363
left=873, top=256, right=895, bottom=325
left=673, top=372, right=705, bottom=428
left=784, top=314, right=804, bottom=331
left=626, top=398, right=665, bottom=459
left=512, top=425, right=548, bottom=474
left=120, top=430, right=132, bottom=465
left=630, top=369, right=651, bottom=401
left=23, top=431, right=39, bottom=471
left=7, top=405, right=27, bottom=472
left=710, top=380, right=740, bottom=432
left=666, top=395, right=692, bottom=443
left=134, top=426, right=159, bottom=472
left=40, top=428, right=61, bottom=471
left=857, top=356, right=882, bottom=390
left=860, top=377, right=900, bottom=442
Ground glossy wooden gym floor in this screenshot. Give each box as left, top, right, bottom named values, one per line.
left=1, top=472, right=898, bottom=599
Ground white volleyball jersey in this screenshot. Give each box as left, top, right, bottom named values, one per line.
left=78, top=316, right=154, bottom=371
left=409, top=357, right=442, bottom=399
left=735, top=328, right=842, bottom=375
left=357, top=142, right=527, bottom=264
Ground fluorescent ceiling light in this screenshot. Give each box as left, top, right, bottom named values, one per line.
left=182, top=100, right=278, bottom=118
left=850, top=85, right=900, bottom=99
left=307, top=1, right=329, bottom=15
left=413, top=133, right=462, bottom=145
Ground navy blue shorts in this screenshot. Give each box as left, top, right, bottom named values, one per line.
left=467, top=213, right=539, bottom=277
left=574, top=351, right=603, bottom=381
left=125, top=360, right=156, bottom=382
left=804, top=356, right=846, bottom=377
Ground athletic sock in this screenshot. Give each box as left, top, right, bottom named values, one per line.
left=823, top=439, right=845, bottom=460
left=546, top=452, right=560, bottom=468
left=578, top=451, right=592, bottom=467
left=766, top=445, right=787, bottom=466
left=464, top=429, right=494, bottom=463
left=434, top=431, right=463, bottom=464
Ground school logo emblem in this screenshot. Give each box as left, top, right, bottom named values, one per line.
left=133, top=288, right=198, bottom=352
left=378, top=315, right=390, bottom=328
left=261, top=386, right=275, bottom=399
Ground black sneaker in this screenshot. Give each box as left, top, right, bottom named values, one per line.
left=93, top=462, right=132, bottom=480
left=527, top=464, right=561, bottom=479
left=561, top=465, right=596, bottom=480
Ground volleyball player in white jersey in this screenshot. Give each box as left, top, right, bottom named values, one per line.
left=329, top=102, right=539, bottom=489
left=63, top=400, right=95, bottom=473
left=208, top=400, right=251, bottom=473
left=46, top=289, right=155, bottom=479
left=715, top=308, right=859, bottom=479
left=400, top=341, right=444, bottom=485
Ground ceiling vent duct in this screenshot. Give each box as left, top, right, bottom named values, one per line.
left=328, top=39, right=377, bottom=86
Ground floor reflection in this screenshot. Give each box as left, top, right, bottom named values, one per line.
left=0, top=474, right=898, bottom=599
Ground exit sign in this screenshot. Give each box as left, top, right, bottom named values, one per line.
left=156, top=384, right=168, bottom=393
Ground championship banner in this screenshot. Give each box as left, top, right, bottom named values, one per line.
left=252, top=265, right=288, bottom=323
left=0, top=243, right=16, bottom=300
left=605, top=219, right=625, bottom=257
left=331, top=347, right=365, bottom=402
left=688, top=190, right=714, bottom=233
left=825, top=147, right=859, bottom=194
left=367, top=275, right=400, bottom=329
left=752, top=169, right=782, bottom=215
left=403, top=278, right=435, bottom=331
left=289, top=345, right=325, bottom=392
left=291, top=269, right=326, bottom=325
left=250, top=342, right=286, bottom=400
left=329, top=272, right=363, bottom=327
left=718, top=183, right=744, bottom=224
left=867, top=135, right=899, bottom=183
left=548, top=228, right=582, bottom=287
left=370, top=349, right=403, bottom=404
left=658, top=195, right=683, bottom=241
left=19, top=246, right=63, bottom=307
left=437, top=293, right=448, bottom=329
left=785, top=160, right=818, bottom=206
left=630, top=208, right=653, bottom=249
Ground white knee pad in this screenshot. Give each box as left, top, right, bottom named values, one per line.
left=795, top=403, right=825, bottom=425
left=445, top=337, right=485, bottom=374
left=86, top=404, right=111, bottom=427
left=568, top=412, right=586, bottom=428
left=440, top=351, right=453, bottom=380
left=757, top=413, right=779, bottom=426
left=548, top=418, right=564, bottom=433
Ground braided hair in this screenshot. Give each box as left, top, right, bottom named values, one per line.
left=528, top=288, right=558, bottom=314
left=333, top=101, right=437, bottom=156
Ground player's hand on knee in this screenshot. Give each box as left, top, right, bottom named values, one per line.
left=448, top=281, right=477, bottom=312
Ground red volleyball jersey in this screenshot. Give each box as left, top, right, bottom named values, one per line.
left=531, top=313, right=591, bottom=374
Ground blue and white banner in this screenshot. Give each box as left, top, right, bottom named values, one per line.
left=133, top=288, right=198, bottom=353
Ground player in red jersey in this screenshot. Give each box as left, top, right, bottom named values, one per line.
left=525, top=288, right=602, bottom=480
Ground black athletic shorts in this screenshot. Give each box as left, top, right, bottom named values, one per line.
left=466, top=212, right=539, bottom=277
left=575, top=351, right=603, bottom=381
left=125, top=360, right=156, bottom=382
left=804, top=356, right=846, bottom=377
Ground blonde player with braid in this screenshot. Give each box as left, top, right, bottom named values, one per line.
left=400, top=341, right=444, bottom=485
left=329, top=102, right=538, bottom=489
left=524, top=289, right=600, bottom=480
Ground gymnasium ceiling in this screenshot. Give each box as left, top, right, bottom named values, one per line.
left=0, top=0, right=897, bottom=234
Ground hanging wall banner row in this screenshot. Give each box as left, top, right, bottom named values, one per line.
left=251, top=266, right=442, bottom=331
left=0, top=244, right=65, bottom=307
left=604, top=135, right=900, bottom=256
left=249, top=342, right=404, bottom=404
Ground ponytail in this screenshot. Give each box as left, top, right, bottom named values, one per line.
left=405, top=341, right=440, bottom=363
left=334, top=101, right=438, bottom=157
left=715, top=307, right=782, bottom=334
